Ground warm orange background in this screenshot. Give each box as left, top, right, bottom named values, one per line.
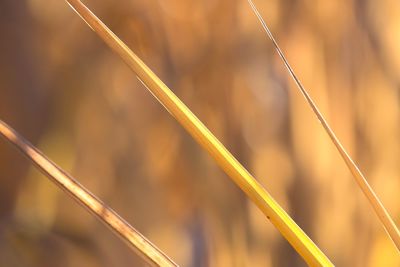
left=0, top=0, right=399, bottom=266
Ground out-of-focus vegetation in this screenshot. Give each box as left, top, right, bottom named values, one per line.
left=0, top=0, right=399, bottom=266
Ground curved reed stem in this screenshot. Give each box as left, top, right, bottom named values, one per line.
left=0, top=120, right=178, bottom=267
left=64, top=0, right=334, bottom=265
left=247, top=0, right=400, bottom=252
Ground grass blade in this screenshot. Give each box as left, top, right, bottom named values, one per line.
left=64, top=0, right=334, bottom=265
left=0, top=120, right=178, bottom=267
left=247, top=0, right=400, bottom=252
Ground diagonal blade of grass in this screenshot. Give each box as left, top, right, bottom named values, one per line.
left=0, top=119, right=178, bottom=267
left=64, top=0, right=334, bottom=265
left=246, top=0, right=400, bottom=252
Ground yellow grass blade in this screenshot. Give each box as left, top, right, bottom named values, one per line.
left=0, top=120, right=178, bottom=267
left=64, top=0, right=334, bottom=265
left=246, top=0, right=400, bottom=252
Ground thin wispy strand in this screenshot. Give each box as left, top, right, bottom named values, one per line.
left=247, top=0, right=400, bottom=252
left=0, top=120, right=178, bottom=267
left=64, top=0, right=333, bottom=265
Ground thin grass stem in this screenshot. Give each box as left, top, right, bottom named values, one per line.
left=0, top=120, right=178, bottom=267
left=247, top=0, right=400, bottom=252
left=64, top=0, right=334, bottom=265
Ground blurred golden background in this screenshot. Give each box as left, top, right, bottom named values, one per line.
left=0, top=0, right=399, bottom=266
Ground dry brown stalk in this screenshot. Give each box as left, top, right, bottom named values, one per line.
left=0, top=119, right=178, bottom=267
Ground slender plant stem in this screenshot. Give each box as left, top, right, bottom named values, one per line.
left=64, top=0, right=334, bottom=265
left=0, top=120, right=178, bottom=267
left=246, top=0, right=400, bottom=252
